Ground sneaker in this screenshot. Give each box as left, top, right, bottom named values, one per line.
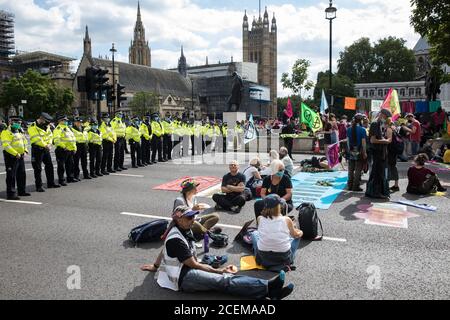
left=437, top=186, right=447, bottom=192
left=277, top=283, right=295, bottom=300
left=268, top=271, right=285, bottom=299
left=230, top=206, right=241, bottom=214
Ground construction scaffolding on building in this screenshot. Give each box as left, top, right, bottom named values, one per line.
left=0, top=10, right=14, bottom=64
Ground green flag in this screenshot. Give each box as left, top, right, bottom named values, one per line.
left=301, top=103, right=323, bottom=133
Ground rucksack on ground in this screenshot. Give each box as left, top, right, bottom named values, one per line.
left=128, top=219, right=168, bottom=244
left=297, top=203, right=323, bottom=241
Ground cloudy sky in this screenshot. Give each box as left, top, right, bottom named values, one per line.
left=1, top=0, right=420, bottom=97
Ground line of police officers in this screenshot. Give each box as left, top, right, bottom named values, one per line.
left=1, top=111, right=243, bottom=200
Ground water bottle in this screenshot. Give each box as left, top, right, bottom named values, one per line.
left=203, top=233, right=209, bottom=253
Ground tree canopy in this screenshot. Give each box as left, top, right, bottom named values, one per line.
left=281, top=59, right=315, bottom=97
left=313, top=71, right=355, bottom=105
left=128, top=91, right=159, bottom=117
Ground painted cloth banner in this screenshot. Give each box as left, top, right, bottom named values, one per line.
left=344, top=97, right=357, bottom=110
left=429, top=101, right=441, bottom=113
left=301, top=103, right=323, bottom=133
left=381, top=88, right=401, bottom=120
left=326, top=143, right=340, bottom=168
left=244, top=114, right=258, bottom=144
left=371, top=100, right=383, bottom=112
left=320, top=89, right=328, bottom=114
left=356, top=99, right=371, bottom=114
left=415, top=101, right=429, bottom=113
left=284, top=98, right=293, bottom=118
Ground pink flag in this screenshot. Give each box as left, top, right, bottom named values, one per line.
left=284, top=98, right=293, bottom=119
left=381, top=88, right=401, bottom=121
left=326, top=143, right=340, bottom=169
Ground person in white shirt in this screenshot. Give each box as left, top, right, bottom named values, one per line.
left=279, top=147, right=294, bottom=177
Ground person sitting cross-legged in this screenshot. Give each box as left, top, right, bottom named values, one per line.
left=212, top=160, right=246, bottom=214
left=145, top=205, right=295, bottom=300
left=407, top=153, right=447, bottom=195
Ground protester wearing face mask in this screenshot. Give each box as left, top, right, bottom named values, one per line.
left=87, top=119, right=103, bottom=178
left=254, top=160, right=294, bottom=219
left=1, top=116, right=30, bottom=200
left=126, top=116, right=143, bottom=168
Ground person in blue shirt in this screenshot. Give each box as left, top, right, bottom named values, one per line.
left=346, top=114, right=368, bottom=191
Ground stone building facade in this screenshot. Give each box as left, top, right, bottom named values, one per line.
left=128, top=2, right=151, bottom=67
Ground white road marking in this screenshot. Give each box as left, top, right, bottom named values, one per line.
left=120, top=212, right=347, bottom=241
left=110, top=173, right=144, bottom=178
left=0, top=199, right=43, bottom=205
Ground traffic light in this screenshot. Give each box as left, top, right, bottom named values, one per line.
left=94, top=67, right=109, bottom=91
left=116, top=83, right=126, bottom=107
left=85, top=67, right=96, bottom=100
left=106, top=87, right=115, bottom=105
left=85, top=66, right=110, bottom=101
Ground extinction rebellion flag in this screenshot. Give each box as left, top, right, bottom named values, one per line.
left=244, top=114, right=258, bottom=144
left=301, top=103, right=323, bottom=133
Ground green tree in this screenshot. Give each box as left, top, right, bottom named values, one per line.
left=281, top=59, right=315, bottom=97
left=277, top=95, right=315, bottom=119
left=313, top=71, right=355, bottom=105
left=337, top=37, right=375, bottom=83
left=128, top=91, right=159, bottom=117
left=411, top=0, right=450, bottom=82
left=0, top=69, right=74, bottom=119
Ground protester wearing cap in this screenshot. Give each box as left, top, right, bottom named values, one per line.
left=365, top=109, right=392, bottom=200
left=28, top=112, right=60, bottom=192
left=405, top=113, right=421, bottom=157
left=87, top=118, right=103, bottom=178
left=144, top=205, right=294, bottom=299
left=71, top=117, right=90, bottom=181
left=53, top=114, right=77, bottom=186
left=346, top=113, right=367, bottom=192
left=99, top=113, right=117, bottom=175
left=1, top=116, right=30, bottom=200
left=111, top=111, right=127, bottom=172
left=251, top=194, right=303, bottom=271
left=140, top=114, right=152, bottom=165
left=125, top=115, right=143, bottom=168
left=173, top=178, right=219, bottom=240
left=150, top=113, right=165, bottom=163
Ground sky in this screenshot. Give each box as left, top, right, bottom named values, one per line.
left=1, top=0, right=421, bottom=98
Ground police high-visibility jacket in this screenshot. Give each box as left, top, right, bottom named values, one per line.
left=139, top=123, right=152, bottom=141
left=204, top=124, right=214, bottom=138
left=222, top=125, right=228, bottom=137
left=88, top=129, right=102, bottom=146
left=28, top=122, right=52, bottom=148
left=151, top=121, right=164, bottom=137
left=213, top=125, right=221, bottom=137
left=235, top=125, right=244, bottom=134
left=174, top=122, right=183, bottom=136
left=161, top=121, right=173, bottom=135
left=126, top=125, right=141, bottom=143
left=111, top=117, right=126, bottom=138
left=71, top=126, right=88, bottom=144
left=194, top=124, right=202, bottom=138
left=100, top=122, right=117, bottom=143
left=1, top=127, right=28, bottom=156
left=53, top=124, right=77, bottom=151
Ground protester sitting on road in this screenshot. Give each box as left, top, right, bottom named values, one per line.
left=279, top=147, right=294, bottom=178
left=242, top=158, right=263, bottom=183
left=251, top=195, right=303, bottom=271
left=254, top=160, right=294, bottom=219
left=174, top=178, right=220, bottom=240
left=443, top=145, right=450, bottom=164
left=144, top=205, right=294, bottom=300
left=407, top=154, right=447, bottom=195
left=212, top=160, right=246, bottom=213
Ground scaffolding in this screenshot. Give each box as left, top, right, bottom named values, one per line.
left=0, top=10, right=15, bottom=64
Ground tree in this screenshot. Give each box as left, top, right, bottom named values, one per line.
left=0, top=69, right=74, bottom=120
left=337, top=37, right=416, bottom=83
left=277, top=95, right=315, bottom=119
left=313, top=71, right=355, bottom=105
left=411, top=0, right=450, bottom=82
left=128, top=91, right=159, bottom=117
left=281, top=59, right=315, bottom=97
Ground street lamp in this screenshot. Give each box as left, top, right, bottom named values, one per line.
left=110, top=43, right=117, bottom=114
left=325, top=0, right=337, bottom=114
left=259, top=92, right=262, bottom=119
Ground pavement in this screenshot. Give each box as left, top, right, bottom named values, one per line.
left=0, top=148, right=449, bottom=300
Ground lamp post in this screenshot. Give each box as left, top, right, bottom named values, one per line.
left=325, top=0, right=337, bottom=114
left=110, top=43, right=117, bottom=114
left=259, top=92, right=262, bottom=119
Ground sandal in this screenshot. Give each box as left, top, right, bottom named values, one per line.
left=211, top=255, right=228, bottom=269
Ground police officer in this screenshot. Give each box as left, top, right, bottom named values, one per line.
left=222, top=122, right=228, bottom=153
left=100, top=113, right=116, bottom=175
left=126, top=116, right=143, bottom=168
left=111, top=111, right=127, bottom=171
left=1, top=116, right=30, bottom=200
left=87, top=119, right=103, bottom=178
left=53, top=114, right=77, bottom=186
left=28, top=112, right=59, bottom=192
left=162, top=114, right=173, bottom=161
left=140, top=114, right=152, bottom=165
left=150, top=113, right=164, bottom=163
left=72, top=117, right=90, bottom=180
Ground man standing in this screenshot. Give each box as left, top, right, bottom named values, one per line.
left=162, top=114, right=173, bottom=161
left=28, top=112, right=60, bottom=192
left=222, top=122, right=228, bottom=153
left=212, top=160, right=246, bottom=214
left=126, top=116, right=143, bottom=168
left=100, top=113, right=117, bottom=175
left=151, top=113, right=164, bottom=164
left=281, top=118, right=295, bottom=160
left=72, top=117, right=90, bottom=181
left=87, top=119, right=103, bottom=178
left=53, top=114, right=77, bottom=186
left=406, top=113, right=422, bottom=158
left=111, top=111, right=127, bottom=171
left=140, top=114, right=152, bottom=165
left=1, top=116, right=30, bottom=200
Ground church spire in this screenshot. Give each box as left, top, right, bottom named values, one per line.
left=129, top=2, right=151, bottom=66
left=83, top=25, right=92, bottom=57
left=178, top=45, right=187, bottom=77
left=137, top=1, right=141, bottom=20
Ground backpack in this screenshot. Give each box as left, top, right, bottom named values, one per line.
left=208, top=232, right=229, bottom=248
left=390, top=130, right=404, bottom=155
left=297, top=203, right=323, bottom=240
left=128, top=219, right=168, bottom=244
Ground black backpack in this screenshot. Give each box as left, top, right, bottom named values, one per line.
left=390, top=130, right=404, bottom=155
left=128, top=219, right=168, bottom=244
left=297, top=203, right=323, bottom=240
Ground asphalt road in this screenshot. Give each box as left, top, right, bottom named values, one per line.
left=0, top=148, right=449, bottom=300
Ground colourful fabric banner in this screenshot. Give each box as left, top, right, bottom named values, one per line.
left=344, top=97, right=357, bottom=110
left=326, top=143, right=340, bottom=168
left=429, top=101, right=441, bottom=113
left=320, top=90, right=328, bottom=114
left=284, top=98, right=293, bottom=118
left=371, top=100, right=383, bottom=112
left=301, top=103, right=323, bottom=133
left=381, top=88, right=401, bottom=120
left=244, top=114, right=257, bottom=144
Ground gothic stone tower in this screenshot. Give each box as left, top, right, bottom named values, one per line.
left=178, top=46, right=187, bottom=77
left=129, top=1, right=151, bottom=66
left=243, top=5, right=277, bottom=118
